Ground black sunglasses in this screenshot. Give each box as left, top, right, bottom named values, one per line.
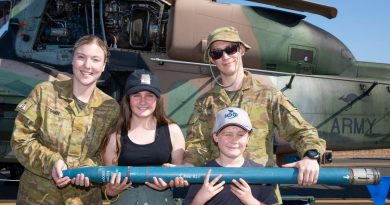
left=209, top=43, right=240, bottom=60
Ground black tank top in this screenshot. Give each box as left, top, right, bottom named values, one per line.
left=117, top=123, right=172, bottom=166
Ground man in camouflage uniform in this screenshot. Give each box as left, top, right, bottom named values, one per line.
left=11, top=35, right=119, bottom=205
left=184, top=26, right=326, bottom=202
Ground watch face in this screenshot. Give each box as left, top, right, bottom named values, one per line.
left=306, top=150, right=320, bottom=159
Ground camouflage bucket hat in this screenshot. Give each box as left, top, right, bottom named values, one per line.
left=204, top=26, right=251, bottom=62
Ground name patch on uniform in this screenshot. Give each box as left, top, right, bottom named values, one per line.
left=47, top=107, right=60, bottom=116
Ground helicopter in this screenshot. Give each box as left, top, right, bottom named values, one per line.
left=0, top=0, right=390, bottom=180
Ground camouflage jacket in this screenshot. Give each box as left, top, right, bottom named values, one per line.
left=11, top=79, right=119, bottom=179
left=185, top=71, right=326, bottom=166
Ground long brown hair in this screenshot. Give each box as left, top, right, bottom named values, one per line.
left=100, top=93, right=174, bottom=164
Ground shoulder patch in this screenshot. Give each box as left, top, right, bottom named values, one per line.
left=16, top=99, right=33, bottom=113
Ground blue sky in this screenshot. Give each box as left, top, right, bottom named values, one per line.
left=219, top=0, right=390, bottom=64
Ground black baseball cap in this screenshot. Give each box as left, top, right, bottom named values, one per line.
left=125, top=69, right=161, bottom=97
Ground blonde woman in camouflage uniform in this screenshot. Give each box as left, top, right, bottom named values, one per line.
left=11, top=35, right=119, bottom=205
left=184, top=26, right=326, bottom=203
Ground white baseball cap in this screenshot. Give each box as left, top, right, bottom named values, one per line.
left=213, top=107, right=252, bottom=133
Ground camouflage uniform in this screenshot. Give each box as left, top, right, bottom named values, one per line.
left=11, top=79, right=119, bottom=205
left=185, top=71, right=326, bottom=167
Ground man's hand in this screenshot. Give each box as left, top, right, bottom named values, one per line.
left=52, top=159, right=70, bottom=188
left=282, top=157, right=319, bottom=186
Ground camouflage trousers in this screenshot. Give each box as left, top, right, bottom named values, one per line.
left=16, top=170, right=102, bottom=205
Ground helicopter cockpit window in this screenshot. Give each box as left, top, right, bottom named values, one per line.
left=0, top=1, right=11, bottom=38
left=290, top=47, right=314, bottom=63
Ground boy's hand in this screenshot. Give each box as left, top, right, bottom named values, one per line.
left=192, top=169, right=225, bottom=205
left=231, top=178, right=260, bottom=205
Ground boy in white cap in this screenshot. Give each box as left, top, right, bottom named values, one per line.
left=183, top=107, right=279, bottom=205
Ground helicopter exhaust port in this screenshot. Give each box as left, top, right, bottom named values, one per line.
left=104, top=0, right=168, bottom=51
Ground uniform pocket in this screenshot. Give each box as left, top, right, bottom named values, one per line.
left=40, top=106, right=71, bottom=150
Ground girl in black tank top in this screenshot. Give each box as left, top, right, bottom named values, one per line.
left=118, top=123, right=172, bottom=166
left=100, top=70, right=186, bottom=205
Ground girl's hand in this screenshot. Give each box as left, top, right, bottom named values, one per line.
left=105, top=172, right=132, bottom=196
left=168, top=177, right=189, bottom=188
left=161, top=163, right=189, bottom=188
left=145, top=177, right=170, bottom=191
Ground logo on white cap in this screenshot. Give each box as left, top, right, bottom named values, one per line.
left=225, top=109, right=238, bottom=119
left=213, top=107, right=252, bottom=133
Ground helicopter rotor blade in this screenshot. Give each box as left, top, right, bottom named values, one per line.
left=246, top=0, right=337, bottom=19
left=161, top=0, right=175, bottom=6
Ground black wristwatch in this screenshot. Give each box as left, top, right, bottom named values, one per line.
left=304, top=149, right=320, bottom=162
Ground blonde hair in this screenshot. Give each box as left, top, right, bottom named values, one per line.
left=73, top=35, right=109, bottom=63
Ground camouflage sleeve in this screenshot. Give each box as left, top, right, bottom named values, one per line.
left=10, top=86, right=63, bottom=179
left=184, top=99, right=212, bottom=166
left=272, top=91, right=326, bottom=158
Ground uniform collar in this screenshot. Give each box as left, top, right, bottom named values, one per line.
left=209, top=71, right=253, bottom=106
left=55, top=79, right=73, bottom=100
left=211, top=70, right=253, bottom=94
left=55, top=79, right=103, bottom=108
left=241, top=71, right=253, bottom=91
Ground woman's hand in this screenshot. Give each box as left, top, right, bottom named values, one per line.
left=51, top=159, right=71, bottom=188
left=68, top=165, right=94, bottom=188
left=105, top=172, right=132, bottom=196
left=71, top=173, right=92, bottom=187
